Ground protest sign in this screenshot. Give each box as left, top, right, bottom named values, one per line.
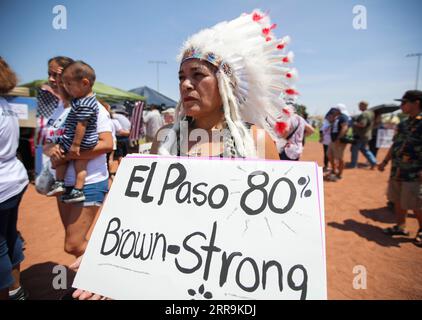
left=6, top=96, right=37, bottom=128
left=73, top=156, right=326, bottom=300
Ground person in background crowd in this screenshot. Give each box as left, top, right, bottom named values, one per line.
left=278, top=112, right=314, bottom=161
left=378, top=90, right=422, bottom=247
left=349, top=101, right=378, bottom=169
left=162, top=107, right=175, bottom=125
left=327, top=104, right=349, bottom=181
left=320, top=108, right=335, bottom=172
left=368, top=111, right=383, bottom=159
left=98, top=100, right=121, bottom=183
left=0, top=57, right=29, bottom=300
left=112, top=106, right=131, bottom=163
left=143, top=104, right=164, bottom=142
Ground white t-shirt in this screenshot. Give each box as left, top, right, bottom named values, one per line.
left=143, top=109, right=163, bottom=138
left=284, top=114, right=307, bottom=160
left=44, top=102, right=112, bottom=186
left=0, top=97, right=29, bottom=202
left=113, top=113, right=131, bottom=132
left=44, top=101, right=69, bottom=145
left=320, top=119, right=332, bottom=146
left=111, top=118, right=122, bottom=150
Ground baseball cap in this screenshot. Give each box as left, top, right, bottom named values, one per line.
left=162, top=107, right=175, bottom=114
left=111, top=104, right=128, bottom=115
left=331, top=103, right=350, bottom=116
left=395, top=90, right=422, bottom=102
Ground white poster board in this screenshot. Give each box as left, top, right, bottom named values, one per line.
left=73, top=156, right=327, bottom=300
left=376, top=128, right=395, bottom=148
left=9, top=103, right=28, bottom=120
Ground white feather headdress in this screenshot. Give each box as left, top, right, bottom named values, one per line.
left=159, top=9, right=298, bottom=157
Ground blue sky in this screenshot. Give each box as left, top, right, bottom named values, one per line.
left=1, top=0, right=421, bottom=115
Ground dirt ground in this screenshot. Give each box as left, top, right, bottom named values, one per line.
left=17, top=141, right=422, bottom=300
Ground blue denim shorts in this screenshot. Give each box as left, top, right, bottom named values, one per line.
left=0, top=188, right=26, bottom=290
left=64, top=179, right=109, bottom=207
left=0, top=236, right=24, bottom=290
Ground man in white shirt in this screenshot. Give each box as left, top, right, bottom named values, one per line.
left=143, top=104, right=163, bottom=142
left=112, top=107, right=131, bottom=160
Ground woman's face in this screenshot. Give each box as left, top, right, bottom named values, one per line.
left=48, top=60, right=63, bottom=93
left=48, top=60, right=71, bottom=100
left=178, top=59, right=222, bottom=120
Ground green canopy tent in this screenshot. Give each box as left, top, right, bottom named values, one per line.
left=21, top=80, right=145, bottom=104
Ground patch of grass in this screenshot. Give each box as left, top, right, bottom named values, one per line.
left=306, top=128, right=320, bottom=142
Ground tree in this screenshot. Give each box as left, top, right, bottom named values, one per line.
left=294, top=104, right=309, bottom=120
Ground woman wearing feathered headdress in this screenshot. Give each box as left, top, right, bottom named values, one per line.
left=70, top=9, right=301, bottom=300
left=150, top=9, right=299, bottom=159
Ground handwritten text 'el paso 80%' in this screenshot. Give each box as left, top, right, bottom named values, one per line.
left=124, top=162, right=304, bottom=215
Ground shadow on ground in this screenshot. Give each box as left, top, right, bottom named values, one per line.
left=328, top=219, right=414, bottom=248
left=360, top=207, right=417, bottom=224
left=21, top=262, right=76, bottom=300
left=360, top=206, right=395, bottom=224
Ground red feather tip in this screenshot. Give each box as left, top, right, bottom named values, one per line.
left=286, top=73, right=292, bottom=78
left=265, top=36, right=272, bottom=42
left=282, top=57, right=290, bottom=63
left=252, top=12, right=264, bottom=22
left=262, top=24, right=277, bottom=36
left=275, top=122, right=288, bottom=135
left=285, top=88, right=298, bottom=95
left=277, top=44, right=285, bottom=50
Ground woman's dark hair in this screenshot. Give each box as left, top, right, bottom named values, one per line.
left=48, top=56, right=74, bottom=69
left=0, top=56, right=18, bottom=95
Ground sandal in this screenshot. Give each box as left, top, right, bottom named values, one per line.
left=383, top=225, right=410, bottom=236
left=415, top=229, right=422, bottom=247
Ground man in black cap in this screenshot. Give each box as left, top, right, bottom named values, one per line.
left=379, top=90, right=422, bottom=246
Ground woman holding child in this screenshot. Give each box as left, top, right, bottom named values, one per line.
left=42, top=56, right=113, bottom=257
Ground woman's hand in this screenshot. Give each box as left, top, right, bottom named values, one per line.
left=69, top=255, right=83, bottom=272
left=72, top=289, right=107, bottom=300
left=46, top=144, right=66, bottom=168
left=48, top=144, right=65, bottom=162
